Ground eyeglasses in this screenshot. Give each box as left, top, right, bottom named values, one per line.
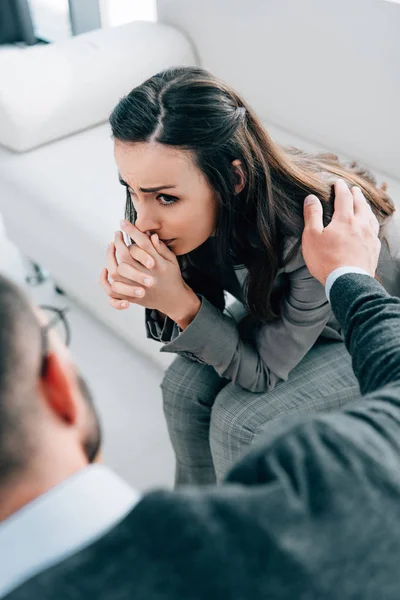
left=40, top=305, right=71, bottom=376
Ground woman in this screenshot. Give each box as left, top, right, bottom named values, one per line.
left=100, top=66, right=397, bottom=485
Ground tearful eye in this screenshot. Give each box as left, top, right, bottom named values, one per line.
left=158, top=194, right=178, bottom=207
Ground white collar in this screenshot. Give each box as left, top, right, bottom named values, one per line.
left=0, top=465, right=140, bottom=598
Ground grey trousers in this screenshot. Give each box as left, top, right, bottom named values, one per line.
left=161, top=339, right=361, bottom=486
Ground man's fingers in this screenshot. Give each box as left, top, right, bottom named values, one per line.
left=352, top=186, right=369, bottom=217
left=371, top=213, right=380, bottom=237
left=352, top=186, right=380, bottom=236
left=332, top=179, right=354, bottom=221
left=303, top=194, right=324, bottom=233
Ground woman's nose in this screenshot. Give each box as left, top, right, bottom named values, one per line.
left=135, top=207, right=161, bottom=233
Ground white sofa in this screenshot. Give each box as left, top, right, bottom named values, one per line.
left=0, top=0, right=399, bottom=368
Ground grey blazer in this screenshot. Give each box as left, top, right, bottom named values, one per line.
left=146, top=211, right=400, bottom=393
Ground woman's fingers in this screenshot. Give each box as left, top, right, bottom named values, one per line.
left=109, top=297, right=129, bottom=311
left=151, top=234, right=177, bottom=263
left=102, top=227, right=159, bottom=310
left=106, top=242, right=120, bottom=280
left=117, top=262, right=153, bottom=287
left=99, top=268, right=129, bottom=310
left=116, top=223, right=159, bottom=269
left=120, top=220, right=159, bottom=262
left=129, top=243, right=155, bottom=270
left=114, top=231, right=133, bottom=264
left=105, top=241, right=136, bottom=285
left=112, top=229, right=156, bottom=271
left=99, top=267, right=113, bottom=294
left=111, top=280, right=146, bottom=299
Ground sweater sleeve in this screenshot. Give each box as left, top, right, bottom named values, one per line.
left=329, top=272, right=400, bottom=395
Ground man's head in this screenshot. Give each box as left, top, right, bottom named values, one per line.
left=0, top=275, right=101, bottom=517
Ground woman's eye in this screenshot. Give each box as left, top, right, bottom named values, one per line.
left=158, top=194, right=178, bottom=207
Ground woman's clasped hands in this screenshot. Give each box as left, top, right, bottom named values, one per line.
left=100, top=221, right=201, bottom=328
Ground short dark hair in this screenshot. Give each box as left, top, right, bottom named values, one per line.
left=0, top=275, right=41, bottom=483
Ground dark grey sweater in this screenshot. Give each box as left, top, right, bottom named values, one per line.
left=7, top=273, right=400, bottom=599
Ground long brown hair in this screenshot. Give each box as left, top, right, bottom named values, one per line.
left=110, top=66, right=395, bottom=322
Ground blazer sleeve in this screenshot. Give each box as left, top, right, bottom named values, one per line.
left=158, top=245, right=337, bottom=392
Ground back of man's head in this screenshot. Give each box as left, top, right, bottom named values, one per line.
left=0, top=274, right=102, bottom=512
left=0, top=275, right=42, bottom=485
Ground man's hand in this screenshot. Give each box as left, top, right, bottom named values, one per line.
left=302, top=179, right=381, bottom=286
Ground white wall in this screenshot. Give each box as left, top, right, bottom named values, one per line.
left=158, top=0, right=400, bottom=182
left=100, top=0, right=156, bottom=27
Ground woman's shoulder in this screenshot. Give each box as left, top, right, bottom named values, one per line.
left=281, top=236, right=305, bottom=273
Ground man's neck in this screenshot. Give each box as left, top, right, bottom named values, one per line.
left=0, top=461, right=86, bottom=522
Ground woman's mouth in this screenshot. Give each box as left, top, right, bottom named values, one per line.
left=161, top=238, right=176, bottom=246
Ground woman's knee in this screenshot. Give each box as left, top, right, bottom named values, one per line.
left=161, top=356, right=225, bottom=419
left=161, top=356, right=196, bottom=397
left=209, top=344, right=362, bottom=480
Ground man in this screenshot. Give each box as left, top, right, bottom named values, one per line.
left=0, top=179, right=399, bottom=599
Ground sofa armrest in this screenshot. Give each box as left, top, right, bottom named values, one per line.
left=0, top=21, right=197, bottom=152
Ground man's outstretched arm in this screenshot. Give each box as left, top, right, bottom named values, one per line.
left=301, top=179, right=400, bottom=395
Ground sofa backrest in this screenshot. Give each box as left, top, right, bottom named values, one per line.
left=0, top=21, right=196, bottom=152
left=158, top=0, right=400, bottom=182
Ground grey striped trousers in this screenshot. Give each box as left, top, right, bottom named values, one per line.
left=161, top=339, right=361, bottom=486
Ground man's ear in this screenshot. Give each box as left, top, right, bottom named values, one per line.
left=232, top=159, right=246, bottom=194
left=39, top=352, right=78, bottom=425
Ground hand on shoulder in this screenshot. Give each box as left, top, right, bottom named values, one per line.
left=301, top=179, right=381, bottom=285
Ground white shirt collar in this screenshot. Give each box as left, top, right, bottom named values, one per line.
left=0, top=465, right=140, bottom=598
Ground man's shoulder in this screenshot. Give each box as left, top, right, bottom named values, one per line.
left=4, top=485, right=247, bottom=599
left=5, top=487, right=229, bottom=600
left=5, top=506, right=142, bottom=599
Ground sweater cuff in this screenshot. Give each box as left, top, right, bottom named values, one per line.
left=329, top=273, right=387, bottom=327
left=325, top=267, right=372, bottom=302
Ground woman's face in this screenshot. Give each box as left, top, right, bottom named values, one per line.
left=114, top=141, right=218, bottom=256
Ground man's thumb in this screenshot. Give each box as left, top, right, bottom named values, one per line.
left=303, top=194, right=323, bottom=231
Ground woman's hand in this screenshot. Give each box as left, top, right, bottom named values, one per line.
left=100, top=221, right=201, bottom=328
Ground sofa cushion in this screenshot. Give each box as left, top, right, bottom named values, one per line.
left=0, top=21, right=196, bottom=152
